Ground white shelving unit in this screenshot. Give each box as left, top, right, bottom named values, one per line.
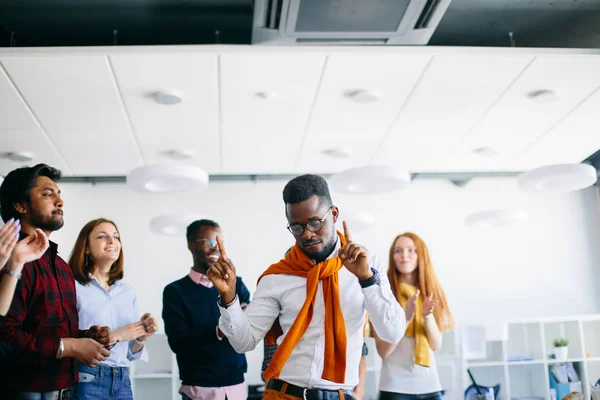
left=366, top=315, right=600, bottom=400
left=461, top=315, right=600, bottom=400
left=130, top=334, right=179, bottom=400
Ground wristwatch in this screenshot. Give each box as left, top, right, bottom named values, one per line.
left=359, top=268, right=380, bottom=288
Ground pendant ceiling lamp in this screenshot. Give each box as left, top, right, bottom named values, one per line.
left=518, top=163, right=597, bottom=193
left=329, top=165, right=411, bottom=195
left=127, top=163, right=209, bottom=194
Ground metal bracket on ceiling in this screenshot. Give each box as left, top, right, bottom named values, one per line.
left=57, top=171, right=523, bottom=185
left=450, top=179, right=471, bottom=187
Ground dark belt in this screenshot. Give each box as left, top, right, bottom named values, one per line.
left=7, top=387, right=71, bottom=400
left=267, top=379, right=354, bottom=400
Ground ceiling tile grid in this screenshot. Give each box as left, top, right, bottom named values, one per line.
left=0, top=47, right=598, bottom=177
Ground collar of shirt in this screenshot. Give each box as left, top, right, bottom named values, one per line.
left=88, top=273, right=122, bottom=290
left=189, top=268, right=213, bottom=288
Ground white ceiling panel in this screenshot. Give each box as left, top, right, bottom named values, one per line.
left=0, top=46, right=599, bottom=177
left=109, top=54, right=220, bottom=173
left=0, top=129, right=72, bottom=176
left=295, top=53, right=433, bottom=174
left=511, top=86, right=600, bottom=170
left=0, top=55, right=142, bottom=175
left=440, top=55, right=600, bottom=171
left=220, top=53, right=326, bottom=174
left=374, top=54, right=535, bottom=172
left=0, top=64, right=40, bottom=131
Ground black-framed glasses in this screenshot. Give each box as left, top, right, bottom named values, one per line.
left=287, top=206, right=333, bottom=236
left=193, top=238, right=218, bottom=249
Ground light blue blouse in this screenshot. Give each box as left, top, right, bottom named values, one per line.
left=76, top=276, right=148, bottom=367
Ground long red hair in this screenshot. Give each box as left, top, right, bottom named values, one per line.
left=388, top=232, right=453, bottom=331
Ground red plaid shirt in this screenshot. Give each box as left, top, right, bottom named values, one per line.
left=0, top=239, right=79, bottom=391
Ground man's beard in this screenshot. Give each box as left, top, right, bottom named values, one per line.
left=30, top=209, right=64, bottom=232
left=305, top=229, right=338, bottom=264
left=193, top=250, right=211, bottom=274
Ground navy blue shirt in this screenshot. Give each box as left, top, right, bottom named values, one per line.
left=162, top=275, right=251, bottom=387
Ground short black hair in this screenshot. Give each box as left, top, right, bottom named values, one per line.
left=0, top=163, right=62, bottom=223
left=186, top=219, right=220, bottom=242
left=282, top=174, right=333, bottom=208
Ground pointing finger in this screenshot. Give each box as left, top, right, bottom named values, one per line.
left=342, top=220, right=353, bottom=243
left=216, top=236, right=228, bottom=260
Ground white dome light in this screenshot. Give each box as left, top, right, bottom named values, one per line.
left=151, top=91, right=183, bottom=105
left=254, top=91, right=278, bottom=100
left=321, top=148, right=353, bottom=159
left=162, top=149, right=196, bottom=160
left=518, top=163, right=597, bottom=193
left=329, top=166, right=411, bottom=195
left=465, top=209, right=529, bottom=228
left=127, top=164, right=209, bottom=194
left=150, top=214, right=205, bottom=236
left=6, top=151, right=35, bottom=162
left=336, top=210, right=375, bottom=233
left=344, top=89, right=380, bottom=104
left=526, top=89, right=559, bottom=104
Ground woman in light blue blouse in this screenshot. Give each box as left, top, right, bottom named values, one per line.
left=69, top=218, right=158, bottom=400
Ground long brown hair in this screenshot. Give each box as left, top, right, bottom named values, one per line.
left=69, top=218, right=124, bottom=286
left=388, top=232, right=453, bottom=331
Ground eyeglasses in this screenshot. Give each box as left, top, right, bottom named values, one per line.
left=193, top=238, right=219, bottom=249
left=287, top=206, right=333, bottom=236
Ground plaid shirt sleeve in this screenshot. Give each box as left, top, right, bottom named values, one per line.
left=0, top=244, right=79, bottom=392
left=0, top=267, right=60, bottom=365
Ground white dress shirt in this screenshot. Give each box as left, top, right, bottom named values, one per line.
left=219, top=240, right=405, bottom=390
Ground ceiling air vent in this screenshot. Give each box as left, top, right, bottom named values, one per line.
left=252, top=0, right=452, bottom=45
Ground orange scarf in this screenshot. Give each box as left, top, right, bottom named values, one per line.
left=258, top=231, right=347, bottom=383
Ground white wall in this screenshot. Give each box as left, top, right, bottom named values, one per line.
left=50, top=178, right=600, bottom=385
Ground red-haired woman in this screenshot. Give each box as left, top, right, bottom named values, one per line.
left=373, top=232, right=454, bottom=400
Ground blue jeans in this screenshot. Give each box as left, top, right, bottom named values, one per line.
left=379, top=391, right=443, bottom=400
left=72, top=364, right=132, bottom=400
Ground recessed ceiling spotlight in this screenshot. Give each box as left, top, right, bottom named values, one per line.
left=3, top=151, right=35, bottom=162
left=151, top=91, right=183, bottom=105
left=254, top=91, right=278, bottom=100
left=162, top=149, right=196, bottom=160
left=343, top=89, right=380, bottom=104
left=321, top=148, right=353, bottom=159
left=472, top=147, right=498, bottom=158
left=526, top=89, right=559, bottom=104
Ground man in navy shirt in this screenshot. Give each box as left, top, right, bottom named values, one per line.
left=163, top=219, right=251, bottom=400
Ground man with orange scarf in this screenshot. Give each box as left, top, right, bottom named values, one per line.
left=208, top=174, right=405, bottom=400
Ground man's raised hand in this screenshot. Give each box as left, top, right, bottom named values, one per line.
left=339, top=221, right=372, bottom=281
left=207, top=236, right=237, bottom=304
